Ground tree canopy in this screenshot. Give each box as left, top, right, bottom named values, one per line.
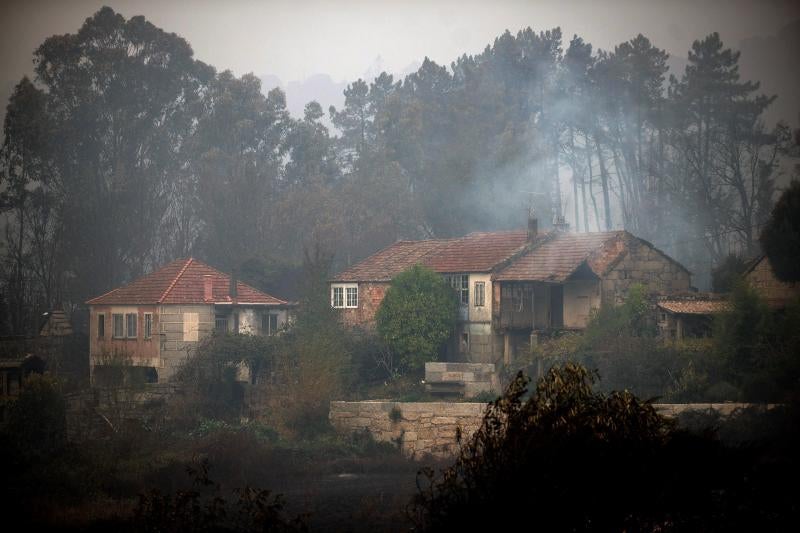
left=760, top=180, right=800, bottom=282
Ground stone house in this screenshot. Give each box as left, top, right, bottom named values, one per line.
left=744, top=255, right=800, bottom=309
left=86, top=257, right=292, bottom=384
left=330, top=217, right=691, bottom=366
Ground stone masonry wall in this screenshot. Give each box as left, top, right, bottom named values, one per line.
left=329, top=401, right=486, bottom=459
left=330, top=401, right=776, bottom=460
left=602, top=239, right=691, bottom=305
left=425, top=362, right=500, bottom=398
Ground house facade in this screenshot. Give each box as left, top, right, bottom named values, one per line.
left=330, top=218, right=692, bottom=366
left=86, top=258, right=292, bottom=384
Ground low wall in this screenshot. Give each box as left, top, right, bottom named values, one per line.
left=65, top=383, right=180, bottom=439
left=424, top=362, right=499, bottom=398
left=329, top=401, right=486, bottom=459
left=330, top=400, right=777, bottom=460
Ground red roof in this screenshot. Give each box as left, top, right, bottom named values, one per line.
left=86, top=258, right=288, bottom=306
left=332, top=239, right=453, bottom=282
left=332, top=230, right=530, bottom=282
left=494, top=231, right=628, bottom=281
left=422, top=230, right=529, bottom=273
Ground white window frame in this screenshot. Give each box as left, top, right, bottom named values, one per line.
left=112, top=313, right=124, bottom=338
left=331, top=283, right=358, bottom=308
left=144, top=313, right=153, bottom=339
left=474, top=281, right=486, bottom=307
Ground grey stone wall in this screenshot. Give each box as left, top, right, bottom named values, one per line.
left=602, top=240, right=691, bottom=305
left=425, top=362, right=499, bottom=398
left=329, top=401, right=487, bottom=459
left=330, top=401, right=778, bottom=460
left=65, top=383, right=180, bottom=439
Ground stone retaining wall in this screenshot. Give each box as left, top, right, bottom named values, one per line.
left=329, top=401, right=486, bottom=459
left=330, top=400, right=777, bottom=460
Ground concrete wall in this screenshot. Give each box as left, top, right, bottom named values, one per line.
left=602, top=240, right=691, bottom=305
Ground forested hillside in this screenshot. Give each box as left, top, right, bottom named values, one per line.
left=1, top=6, right=795, bottom=335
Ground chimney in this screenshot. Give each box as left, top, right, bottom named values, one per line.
left=203, top=275, right=213, bottom=302
left=229, top=273, right=237, bottom=299
left=553, top=214, right=570, bottom=232
left=527, top=207, right=538, bottom=243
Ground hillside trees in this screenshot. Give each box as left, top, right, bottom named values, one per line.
left=2, top=7, right=795, bottom=334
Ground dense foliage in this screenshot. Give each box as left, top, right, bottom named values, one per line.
left=413, top=364, right=798, bottom=531
left=1, top=7, right=794, bottom=334
left=760, top=180, right=800, bottom=282
left=376, top=265, right=458, bottom=372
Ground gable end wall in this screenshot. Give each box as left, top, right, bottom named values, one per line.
left=601, top=240, right=690, bottom=304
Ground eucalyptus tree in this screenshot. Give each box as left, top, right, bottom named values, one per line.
left=29, top=6, right=213, bottom=300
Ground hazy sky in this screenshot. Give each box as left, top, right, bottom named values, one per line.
left=1, top=0, right=799, bottom=118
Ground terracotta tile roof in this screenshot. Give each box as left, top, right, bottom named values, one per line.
left=494, top=231, right=628, bottom=281
left=86, top=258, right=288, bottom=306
left=332, top=239, right=453, bottom=282
left=657, top=299, right=729, bottom=315
left=332, top=230, right=532, bottom=282
left=422, top=230, right=530, bottom=273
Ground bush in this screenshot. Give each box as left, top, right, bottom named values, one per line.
left=412, top=364, right=797, bottom=531
left=376, top=265, right=458, bottom=372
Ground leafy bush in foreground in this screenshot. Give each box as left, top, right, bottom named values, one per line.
left=412, top=363, right=796, bottom=532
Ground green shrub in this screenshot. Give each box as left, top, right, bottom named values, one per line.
left=376, top=265, right=458, bottom=372
left=412, top=364, right=797, bottom=531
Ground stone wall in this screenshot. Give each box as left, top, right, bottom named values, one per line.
left=65, top=383, right=180, bottom=439
left=602, top=239, right=691, bottom=305
left=330, top=400, right=777, bottom=460
left=425, top=362, right=499, bottom=398
left=745, top=256, right=800, bottom=307
left=329, top=401, right=486, bottom=459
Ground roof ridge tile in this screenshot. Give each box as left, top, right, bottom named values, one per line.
left=158, top=257, right=193, bottom=304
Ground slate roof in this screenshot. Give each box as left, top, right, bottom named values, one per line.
left=86, top=258, right=288, bottom=306
left=494, top=231, right=627, bottom=281
left=331, top=230, right=530, bottom=282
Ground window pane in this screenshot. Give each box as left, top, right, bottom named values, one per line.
left=215, top=315, right=228, bottom=332
left=269, top=314, right=278, bottom=335
left=113, top=314, right=124, bottom=337
left=333, top=287, right=344, bottom=307
left=144, top=314, right=152, bottom=339
left=126, top=313, right=137, bottom=338
left=98, top=315, right=105, bottom=338
left=346, top=286, right=358, bottom=307
left=475, top=282, right=485, bottom=307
